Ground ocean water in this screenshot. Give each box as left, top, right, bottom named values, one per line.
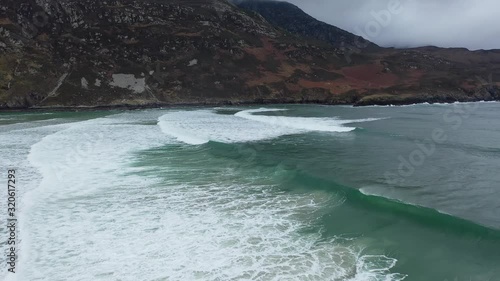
left=1, top=103, right=500, bottom=281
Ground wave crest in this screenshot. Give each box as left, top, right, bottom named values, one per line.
left=159, top=108, right=383, bottom=145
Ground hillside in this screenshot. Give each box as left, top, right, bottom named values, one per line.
left=0, top=0, right=499, bottom=109
left=236, top=0, right=378, bottom=50
left=236, top=0, right=500, bottom=105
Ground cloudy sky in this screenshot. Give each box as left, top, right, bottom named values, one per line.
left=285, top=0, right=500, bottom=50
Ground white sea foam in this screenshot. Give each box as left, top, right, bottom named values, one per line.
left=235, top=108, right=357, bottom=132
left=159, top=108, right=383, bottom=145
left=158, top=109, right=300, bottom=145
left=0, top=121, right=77, bottom=281
left=1, top=109, right=405, bottom=281
left=7, top=112, right=169, bottom=281
left=354, top=100, right=500, bottom=108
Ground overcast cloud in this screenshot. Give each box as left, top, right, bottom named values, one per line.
left=284, top=0, right=500, bottom=50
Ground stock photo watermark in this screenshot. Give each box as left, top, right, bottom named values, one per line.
left=6, top=169, right=18, bottom=274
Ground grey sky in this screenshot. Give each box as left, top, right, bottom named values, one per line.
left=285, top=0, right=500, bottom=50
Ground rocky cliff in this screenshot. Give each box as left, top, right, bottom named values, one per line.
left=0, top=0, right=499, bottom=109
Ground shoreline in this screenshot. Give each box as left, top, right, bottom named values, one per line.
left=0, top=97, right=499, bottom=112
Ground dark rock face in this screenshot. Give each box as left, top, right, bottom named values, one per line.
left=0, top=0, right=498, bottom=109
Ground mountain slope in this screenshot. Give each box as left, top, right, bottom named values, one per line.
left=236, top=0, right=378, bottom=50
left=0, top=0, right=364, bottom=108
left=0, top=0, right=498, bottom=108
left=0, top=0, right=257, bottom=106
left=235, top=0, right=500, bottom=105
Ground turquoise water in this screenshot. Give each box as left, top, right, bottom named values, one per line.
left=1, top=103, right=500, bottom=280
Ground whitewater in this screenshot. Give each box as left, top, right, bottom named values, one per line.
left=0, top=108, right=403, bottom=281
